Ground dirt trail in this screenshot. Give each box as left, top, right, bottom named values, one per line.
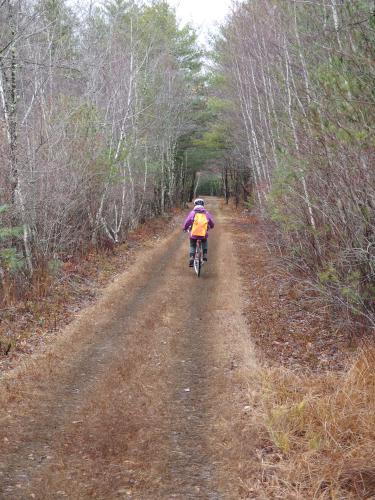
left=0, top=198, right=257, bottom=499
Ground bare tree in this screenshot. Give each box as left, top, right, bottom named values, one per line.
left=211, top=0, right=375, bottom=328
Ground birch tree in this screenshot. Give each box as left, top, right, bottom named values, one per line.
left=0, top=0, right=203, bottom=304
left=211, top=0, right=375, bottom=327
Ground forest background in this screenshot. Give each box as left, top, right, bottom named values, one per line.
left=0, top=0, right=206, bottom=297
left=0, top=0, right=374, bottom=333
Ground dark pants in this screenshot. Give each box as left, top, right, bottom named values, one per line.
left=189, top=238, right=208, bottom=258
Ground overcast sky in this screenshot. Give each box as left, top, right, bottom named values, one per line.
left=68, top=0, right=232, bottom=46
left=167, top=0, right=232, bottom=45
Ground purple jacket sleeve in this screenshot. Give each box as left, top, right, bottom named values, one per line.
left=183, top=211, right=195, bottom=230
left=206, top=212, right=215, bottom=229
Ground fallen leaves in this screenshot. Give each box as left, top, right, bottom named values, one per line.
left=234, top=211, right=353, bottom=372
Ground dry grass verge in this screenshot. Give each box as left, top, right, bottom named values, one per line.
left=255, top=347, right=375, bottom=498
left=230, top=204, right=375, bottom=498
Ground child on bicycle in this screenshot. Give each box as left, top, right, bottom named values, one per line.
left=183, top=198, right=215, bottom=267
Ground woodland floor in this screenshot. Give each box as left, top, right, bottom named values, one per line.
left=232, top=211, right=357, bottom=373
left=0, top=198, right=358, bottom=499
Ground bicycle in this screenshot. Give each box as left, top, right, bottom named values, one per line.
left=183, top=229, right=204, bottom=277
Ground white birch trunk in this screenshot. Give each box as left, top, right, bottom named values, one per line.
left=284, top=40, right=316, bottom=230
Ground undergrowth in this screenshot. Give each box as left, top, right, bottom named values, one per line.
left=230, top=204, right=375, bottom=498
left=258, top=346, right=375, bottom=499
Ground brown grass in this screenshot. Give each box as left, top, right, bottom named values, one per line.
left=230, top=206, right=375, bottom=499
left=252, top=347, right=375, bottom=498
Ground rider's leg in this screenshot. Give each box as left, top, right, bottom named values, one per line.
left=189, top=238, right=196, bottom=267
left=202, top=239, right=208, bottom=261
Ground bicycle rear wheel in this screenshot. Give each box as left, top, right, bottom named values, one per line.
left=194, top=241, right=202, bottom=277
left=197, top=258, right=202, bottom=277
left=194, top=255, right=201, bottom=276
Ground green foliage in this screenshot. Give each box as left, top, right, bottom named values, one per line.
left=70, top=102, right=101, bottom=137
left=0, top=205, right=24, bottom=273
left=187, top=95, right=233, bottom=168
left=194, top=123, right=230, bottom=151
left=0, top=206, right=22, bottom=243
left=339, top=271, right=363, bottom=308
left=268, top=160, right=304, bottom=231
left=138, top=0, right=202, bottom=78
left=104, top=0, right=135, bottom=21
left=34, top=0, right=78, bottom=57
left=245, top=194, right=255, bottom=210
left=196, top=176, right=222, bottom=196
left=48, top=259, right=63, bottom=275
left=318, top=265, right=340, bottom=285
left=174, top=24, right=202, bottom=74
left=0, top=227, right=23, bottom=241
left=318, top=265, right=370, bottom=316
left=0, top=248, right=24, bottom=272
left=268, top=400, right=307, bottom=454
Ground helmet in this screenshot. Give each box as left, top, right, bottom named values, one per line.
left=194, top=198, right=205, bottom=206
